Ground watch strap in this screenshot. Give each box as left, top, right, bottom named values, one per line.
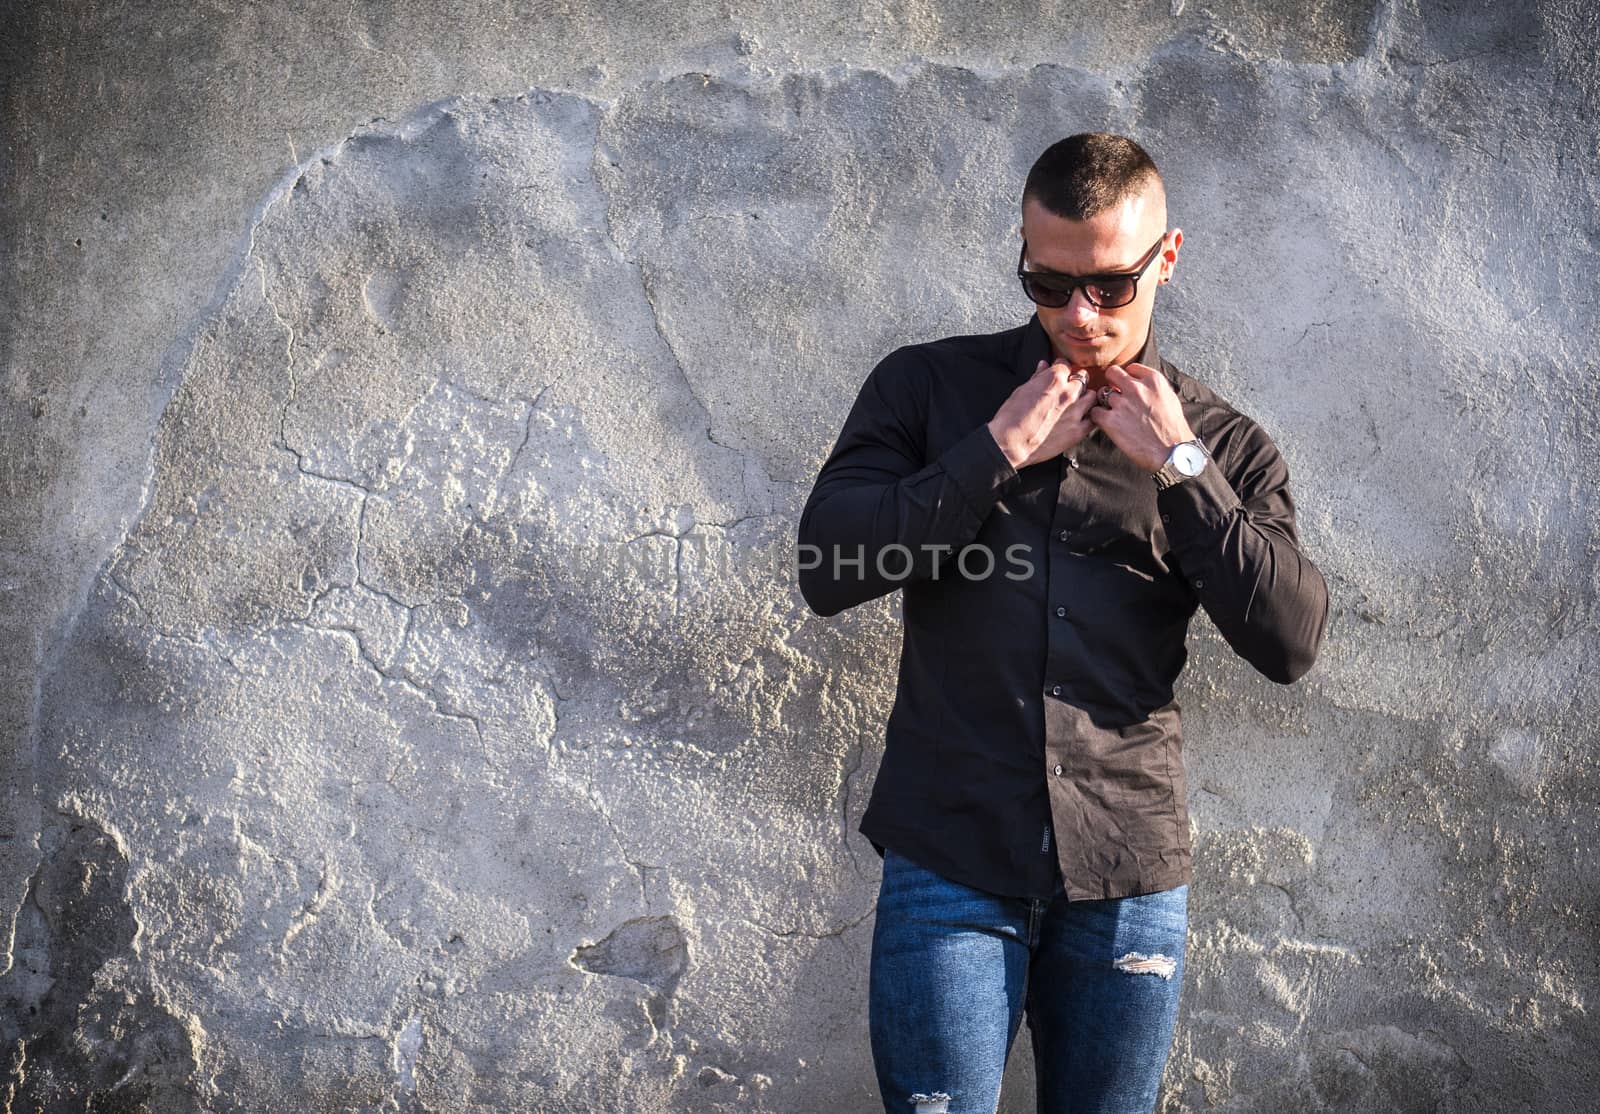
left=1153, top=461, right=1187, bottom=490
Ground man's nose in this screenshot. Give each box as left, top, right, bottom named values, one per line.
left=1064, top=286, right=1099, bottom=323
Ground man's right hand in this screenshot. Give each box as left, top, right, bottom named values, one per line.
left=986, top=358, right=1100, bottom=471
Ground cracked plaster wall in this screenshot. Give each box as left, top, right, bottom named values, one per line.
left=2, top=1, right=1598, bottom=1110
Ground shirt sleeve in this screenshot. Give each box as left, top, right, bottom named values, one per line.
left=797, top=348, right=1022, bottom=617
left=1156, top=419, right=1330, bottom=683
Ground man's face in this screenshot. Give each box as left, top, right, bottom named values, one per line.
left=1019, top=191, right=1181, bottom=371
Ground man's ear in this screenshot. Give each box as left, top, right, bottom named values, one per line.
left=1158, top=228, right=1183, bottom=284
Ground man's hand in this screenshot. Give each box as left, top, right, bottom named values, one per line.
left=987, top=359, right=1100, bottom=470
left=1088, top=362, right=1196, bottom=473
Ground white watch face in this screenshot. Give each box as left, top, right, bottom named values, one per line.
left=1174, top=442, right=1207, bottom=477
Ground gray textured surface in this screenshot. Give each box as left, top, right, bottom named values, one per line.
left=2, top=1, right=1597, bottom=1110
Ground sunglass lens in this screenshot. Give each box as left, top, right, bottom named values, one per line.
left=1086, top=278, right=1136, bottom=308
left=1023, top=275, right=1071, bottom=308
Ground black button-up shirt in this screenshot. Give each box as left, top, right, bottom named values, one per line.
left=796, top=313, right=1330, bottom=900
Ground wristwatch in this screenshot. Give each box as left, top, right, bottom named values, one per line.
left=1152, top=437, right=1210, bottom=490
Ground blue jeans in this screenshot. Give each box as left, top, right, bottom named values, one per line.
left=869, top=847, right=1188, bottom=1114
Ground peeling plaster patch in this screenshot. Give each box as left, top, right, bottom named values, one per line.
left=0, top=815, right=202, bottom=1111
left=1113, top=950, right=1178, bottom=979
left=697, top=1064, right=737, bottom=1086
left=909, top=1090, right=952, bottom=1113
left=362, top=268, right=407, bottom=330
left=570, top=915, right=688, bottom=996
left=392, top=1015, right=423, bottom=1093
left=1302, top=1023, right=1474, bottom=1109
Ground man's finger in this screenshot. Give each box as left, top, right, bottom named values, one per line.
left=1047, top=365, right=1088, bottom=405
left=1063, top=385, right=1097, bottom=418
left=1048, top=384, right=1099, bottom=436
left=1104, top=364, right=1138, bottom=391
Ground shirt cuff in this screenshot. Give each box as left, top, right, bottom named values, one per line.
left=1156, top=457, right=1241, bottom=542
left=939, top=422, right=1022, bottom=512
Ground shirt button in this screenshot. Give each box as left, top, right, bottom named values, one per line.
left=1050, top=684, right=1062, bottom=696
left=1055, top=605, right=1067, bottom=618
left=1160, top=513, right=1171, bottom=524
left=1053, top=764, right=1063, bottom=776
left=1057, top=529, right=1069, bottom=542
left=1195, top=578, right=1206, bottom=589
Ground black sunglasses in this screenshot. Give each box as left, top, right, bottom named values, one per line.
left=1016, top=233, right=1166, bottom=310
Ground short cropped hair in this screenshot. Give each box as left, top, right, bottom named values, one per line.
left=1022, top=133, right=1162, bottom=221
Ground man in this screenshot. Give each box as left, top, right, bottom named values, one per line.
left=795, top=133, right=1330, bottom=1114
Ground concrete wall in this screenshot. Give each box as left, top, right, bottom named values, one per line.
left=2, top=1, right=1596, bottom=1110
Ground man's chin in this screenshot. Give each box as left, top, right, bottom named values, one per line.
left=1053, top=336, right=1117, bottom=367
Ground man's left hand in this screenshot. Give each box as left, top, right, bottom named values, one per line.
left=1088, top=362, right=1196, bottom=473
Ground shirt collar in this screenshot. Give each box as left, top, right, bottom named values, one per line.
left=1015, top=313, right=1174, bottom=392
